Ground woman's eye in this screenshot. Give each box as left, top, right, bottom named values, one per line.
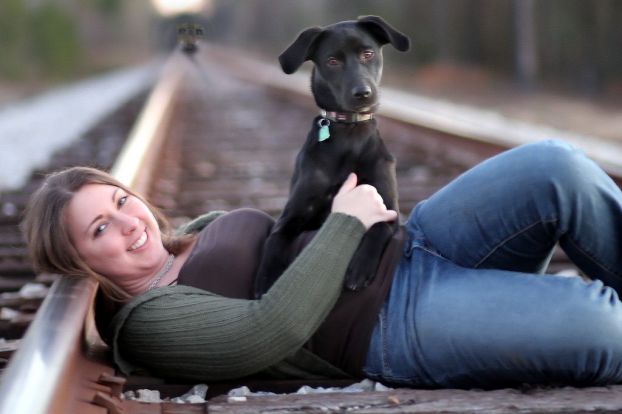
left=361, top=50, right=374, bottom=61
left=94, top=223, right=107, bottom=237
left=118, top=195, right=128, bottom=207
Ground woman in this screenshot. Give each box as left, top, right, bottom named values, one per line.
left=23, top=140, right=622, bottom=389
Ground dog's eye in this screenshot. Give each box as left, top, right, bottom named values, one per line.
left=327, top=57, right=340, bottom=66
left=361, top=50, right=375, bottom=61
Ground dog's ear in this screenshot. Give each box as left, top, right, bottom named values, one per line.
left=278, top=27, right=323, bottom=74
left=357, top=15, right=410, bottom=52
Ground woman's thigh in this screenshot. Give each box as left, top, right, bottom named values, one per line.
left=365, top=245, right=622, bottom=388
left=412, top=140, right=622, bottom=274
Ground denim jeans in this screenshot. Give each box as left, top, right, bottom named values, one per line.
left=363, top=140, right=622, bottom=388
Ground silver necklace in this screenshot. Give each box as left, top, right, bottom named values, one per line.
left=147, top=253, right=175, bottom=290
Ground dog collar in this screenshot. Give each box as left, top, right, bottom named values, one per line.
left=316, top=110, right=375, bottom=142
left=320, top=110, right=375, bottom=123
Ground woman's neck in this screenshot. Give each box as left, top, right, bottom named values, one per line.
left=144, top=238, right=198, bottom=292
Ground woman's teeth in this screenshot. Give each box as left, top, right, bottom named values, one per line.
left=129, top=231, right=147, bottom=251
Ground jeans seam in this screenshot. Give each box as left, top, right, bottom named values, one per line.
left=379, top=304, right=391, bottom=376
left=564, top=235, right=622, bottom=278
left=408, top=270, right=437, bottom=387
left=474, top=217, right=559, bottom=268
left=412, top=242, right=446, bottom=260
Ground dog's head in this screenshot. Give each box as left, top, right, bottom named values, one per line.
left=279, top=16, right=410, bottom=113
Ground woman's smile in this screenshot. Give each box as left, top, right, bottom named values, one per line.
left=129, top=229, right=148, bottom=251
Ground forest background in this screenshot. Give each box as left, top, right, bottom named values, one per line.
left=1, top=0, right=620, bottom=102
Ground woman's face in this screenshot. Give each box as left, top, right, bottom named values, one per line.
left=65, top=183, right=168, bottom=288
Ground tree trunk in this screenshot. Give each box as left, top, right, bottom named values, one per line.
left=513, top=0, right=538, bottom=88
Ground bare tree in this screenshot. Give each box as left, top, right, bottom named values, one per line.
left=513, top=0, right=538, bottom=88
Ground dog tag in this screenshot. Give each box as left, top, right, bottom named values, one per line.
left=317, top=118, right=331, bottom=142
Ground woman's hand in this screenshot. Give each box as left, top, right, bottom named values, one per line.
left=331, top=173, right=398, bottom=229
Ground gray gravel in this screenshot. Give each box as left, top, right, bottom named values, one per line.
left=0, top=61, right=160, bottom=191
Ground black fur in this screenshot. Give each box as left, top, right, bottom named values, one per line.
left=254, top=16, right=410, bottom=297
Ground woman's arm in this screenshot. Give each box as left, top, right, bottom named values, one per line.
left=110, top=173, right=397, bottom=381
left=111, top=213, right=365, bottom=381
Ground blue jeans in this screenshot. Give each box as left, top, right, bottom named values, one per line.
left=363, top=140, right=622, bottom=388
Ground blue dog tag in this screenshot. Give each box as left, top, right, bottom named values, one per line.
left=317, top=118, right=331, bottom=142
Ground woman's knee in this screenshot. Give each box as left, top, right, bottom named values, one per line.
left=524, top=140, right=588, bottom=182
left=551, top=285, right=622, bottom=383
left=569, top=333, right=622, bottom=384
left=569, top=283, right=622, bottom=349
left=518, top=140, right=608, bottom=198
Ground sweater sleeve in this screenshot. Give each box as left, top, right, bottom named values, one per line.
left=109, top=212, right=366, bottom=381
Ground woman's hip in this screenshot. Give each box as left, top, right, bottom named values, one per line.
left=364, top=217, right=622, bottom=388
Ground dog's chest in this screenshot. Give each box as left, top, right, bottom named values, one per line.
left=309, top=122, right=380, bottom=156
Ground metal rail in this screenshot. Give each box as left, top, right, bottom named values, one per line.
left=0, top=277, right=103, bottom=413
left=0, top=55, right=185, bottom=414
left=0, top=44, right=620, bottom=413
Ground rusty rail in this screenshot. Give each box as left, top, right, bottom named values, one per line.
left=0, top=277, right=101, bottom=413
left=0, top=55, right=184, bottom=414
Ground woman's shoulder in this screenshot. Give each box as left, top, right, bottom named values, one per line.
left=174, top=210, right=227, bottom=235
left=174, top=208, right=273, bottom=235
left=224, top=208, right=274, bottom=222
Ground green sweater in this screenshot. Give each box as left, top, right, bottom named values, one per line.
left=108, top=212, right=366, bottom=382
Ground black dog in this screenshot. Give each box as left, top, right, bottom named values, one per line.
left=254, top=16, right=410, bottom=297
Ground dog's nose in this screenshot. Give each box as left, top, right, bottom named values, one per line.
left=352, top=86, right=372, bottom=99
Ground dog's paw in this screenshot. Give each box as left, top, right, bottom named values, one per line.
left=252, top=276, right=267, bottom=299
left=253, top=259, right=290, bottom=298
left=344, top=262, right=375, bottom=291
left=253, top=266, right=275, bottom=299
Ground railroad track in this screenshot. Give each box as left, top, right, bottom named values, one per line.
left=0, top=87, right=150, bottom=366
left=0, top=45, right=619, bottom=413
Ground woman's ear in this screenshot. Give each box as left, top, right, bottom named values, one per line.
left=278, top=26, right=323, bottom=74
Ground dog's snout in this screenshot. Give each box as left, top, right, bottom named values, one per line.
left=352, top=85, right=372, bottom=100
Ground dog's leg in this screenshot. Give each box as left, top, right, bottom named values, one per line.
left=253, top=226, right=296, bottom=298
left=253, top=180, right=332, bottom=298
left=344, top=221, right=397, bottom=290
left=345, top=156, right=399, bottom=290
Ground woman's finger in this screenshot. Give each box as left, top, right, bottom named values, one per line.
left=336, top=173, right=357, bottom=195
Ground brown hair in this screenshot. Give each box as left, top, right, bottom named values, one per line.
left=21, top=166, right=194, bottom=302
